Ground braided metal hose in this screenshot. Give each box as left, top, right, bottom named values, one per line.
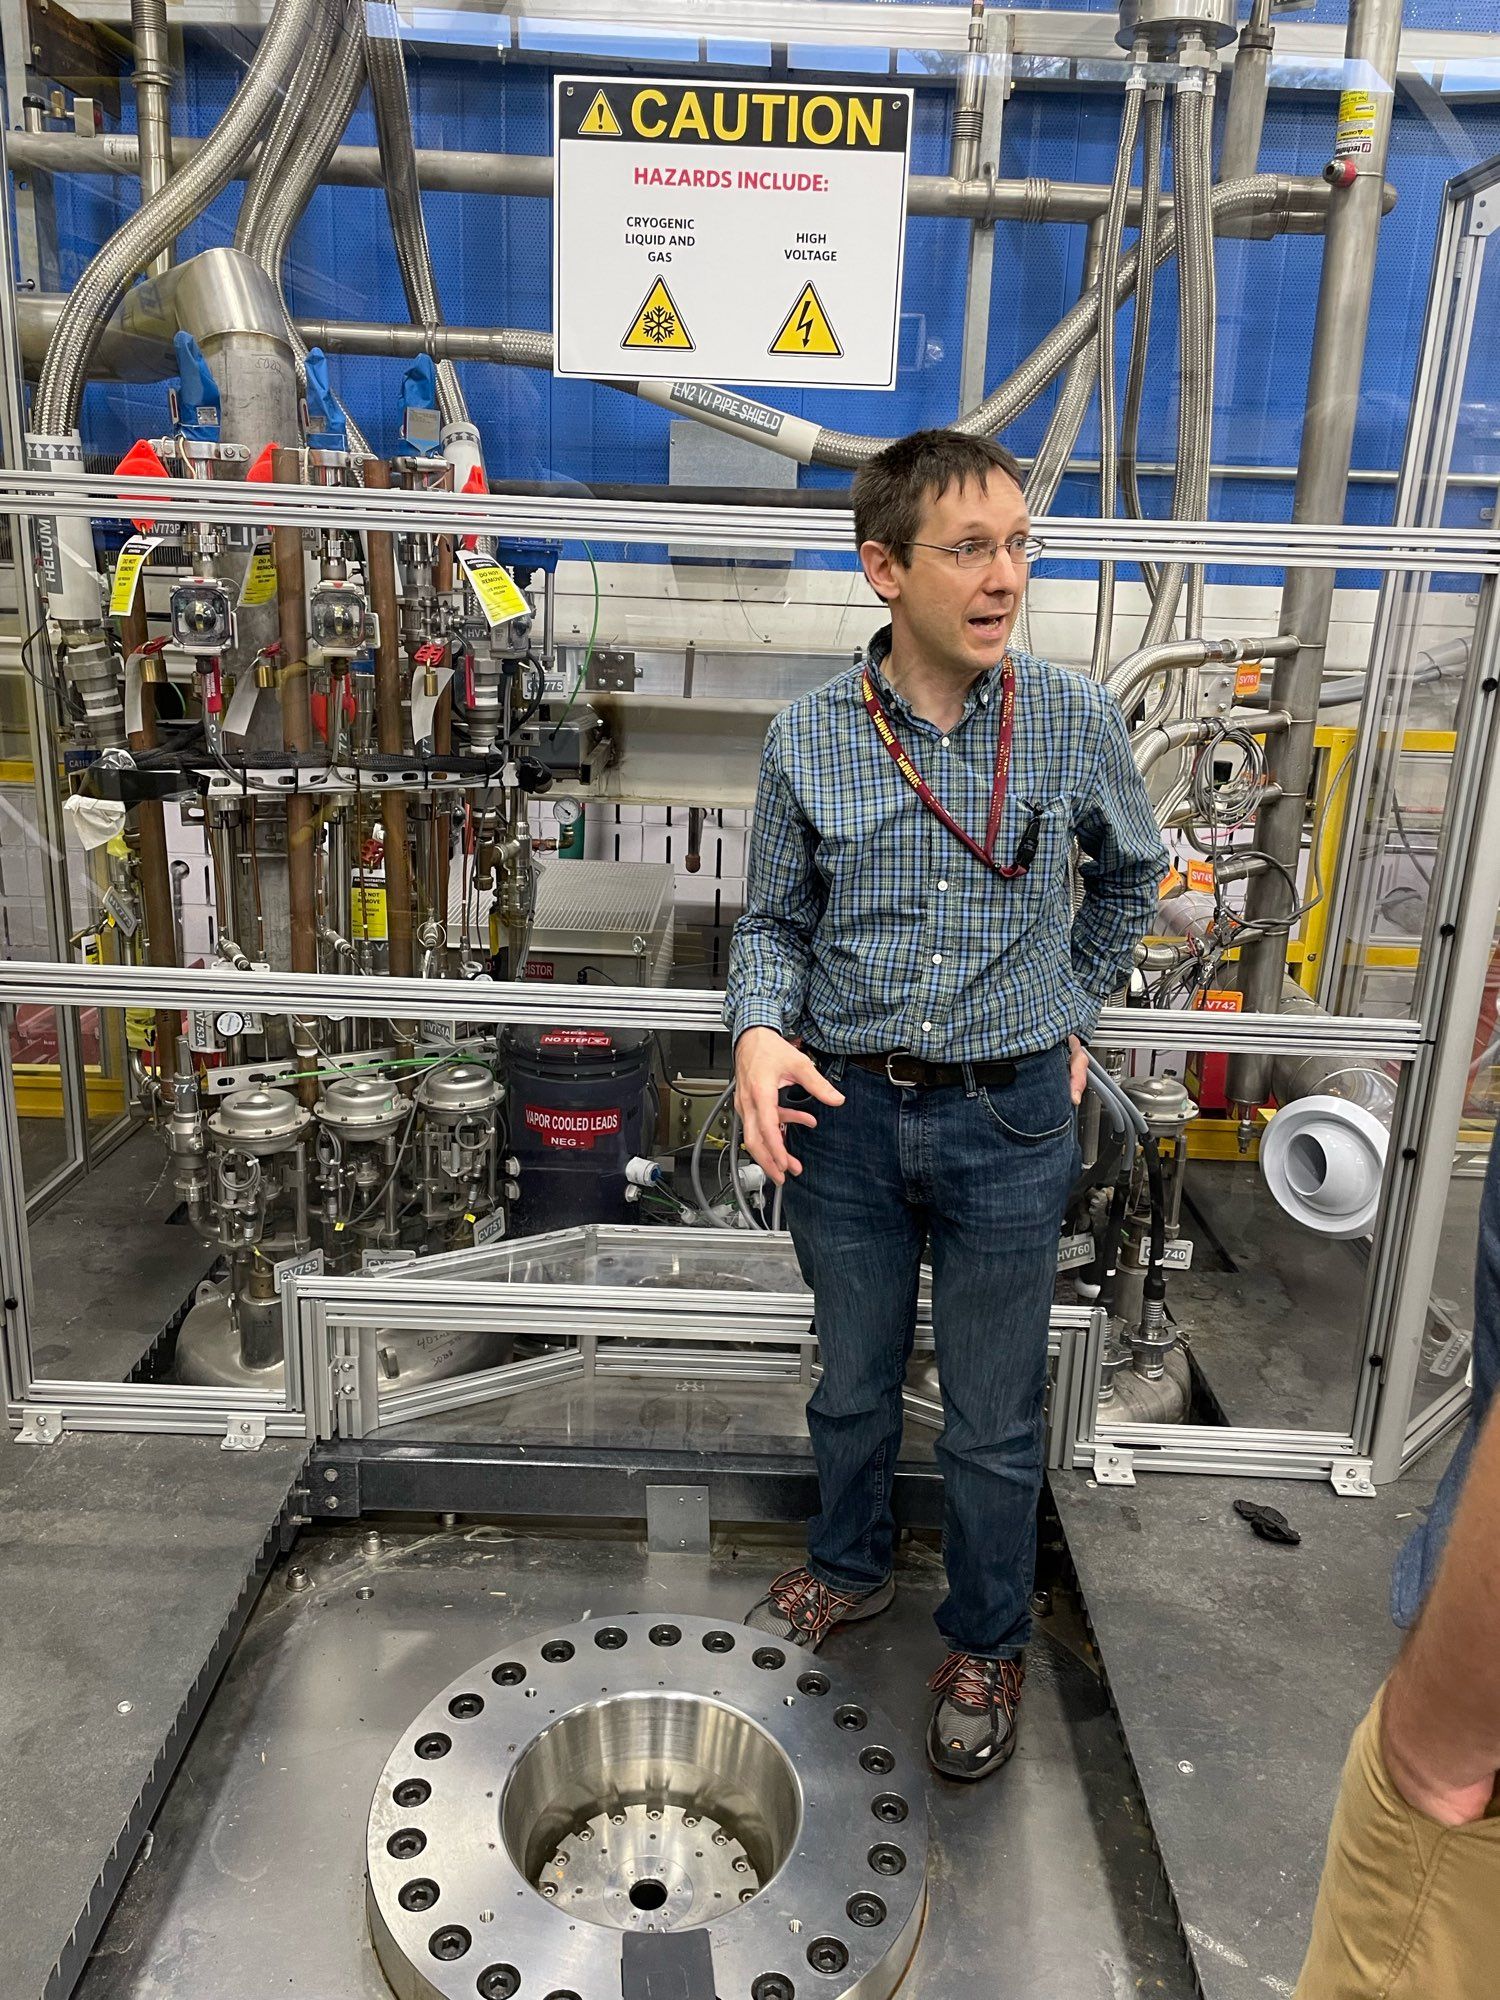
left=364, top=0, right=468, bottom=430
left=239, top=0, right=373, bottom=457
left=34, top=0, right=321, bottom=434
left=808, top=173, right=1279, bottom=470
left=233, top=0, right=339, bottom=257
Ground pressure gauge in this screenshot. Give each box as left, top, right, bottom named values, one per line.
left=215, top=1010, right=246, bottom=1038
left=552, top=799, right=582, bottom=830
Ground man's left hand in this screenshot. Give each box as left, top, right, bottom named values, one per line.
left=1068, top=1036, right=1089, bottom=1106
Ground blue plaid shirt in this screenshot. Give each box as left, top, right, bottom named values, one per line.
left=725, top=628, right=1167, bottom=1059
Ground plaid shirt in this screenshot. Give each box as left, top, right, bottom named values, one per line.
left=725, top=627, right=1167, bottom=1059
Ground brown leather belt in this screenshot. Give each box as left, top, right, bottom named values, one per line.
left=839, top=1051, right=1020, bottom=1091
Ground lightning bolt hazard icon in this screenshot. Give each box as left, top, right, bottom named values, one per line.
left=768, top=283, right=843, bottom=358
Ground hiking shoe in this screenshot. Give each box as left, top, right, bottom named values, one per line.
left=926, top=1652, right=1025, bottom=1781
left=745, top=1567, right=895, bottom=1650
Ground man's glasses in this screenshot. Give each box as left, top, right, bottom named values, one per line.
left=906, top=535, right=1046, bottom=569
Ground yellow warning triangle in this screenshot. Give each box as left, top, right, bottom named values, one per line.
left=579, top=88, right=622, bottom=138
left=620, top=276, right=695, bottom=352
left=768, top=282, right=844, bottom=358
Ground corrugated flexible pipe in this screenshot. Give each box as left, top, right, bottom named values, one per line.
left=234, top=0, right=338, bottom=258
left=238, top=0, right=372, bottom=457
left=364, top=0, right=469, bottom=431
left=1024, top=222, right=1107, bottom=517
left=1119, top=80, right=1167, bottom=601
left=1090, top=48, right=1147, bottom=679
left=34, top=0, right=319, bottom=434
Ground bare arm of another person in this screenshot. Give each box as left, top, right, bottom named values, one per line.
left=723, top=720, right=845, bottom=1185
left=1381, top=1395, right=1500, bottom=1825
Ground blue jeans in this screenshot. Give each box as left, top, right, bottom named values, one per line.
left=782, top=1044, right=1079, bottom=1659
left=1392, top=1133, right=1500, bottom=1626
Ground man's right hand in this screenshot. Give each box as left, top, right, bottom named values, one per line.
left=734, top=1027, right=846, bottom=1187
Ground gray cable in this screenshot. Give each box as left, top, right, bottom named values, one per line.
left=34, top=0, right=319, bottom=434
left=1087, top=1055, right=1150, bottom=1139
left=728, top=1111, right=761, bottom=1232
left=690, top=1079, right=739, bottom=1232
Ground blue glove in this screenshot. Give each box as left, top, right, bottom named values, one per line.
left=303, top=346, right=348, bottom=451
left=172, top=331, right=220, bottom=442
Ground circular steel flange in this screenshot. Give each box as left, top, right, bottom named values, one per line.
left=366, top=1613, right=927, bottom=2000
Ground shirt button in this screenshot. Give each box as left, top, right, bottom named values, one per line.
left=921, top=1021, right=933, bottom=1033
left=937, top=879, right=949, bottom=892
left=940, top=736, right=950, bottom=748
left=932, top=953, right=943, bottom=964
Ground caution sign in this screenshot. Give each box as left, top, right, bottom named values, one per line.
left=769, top=283, right=843, bottom=358
left=554, top=75, right=911, bottom=390
left=351, top=885, right=389, bottom=941
left=578, top=88, right=623, bottom=137
left=621, top=276, right=695, bottom=352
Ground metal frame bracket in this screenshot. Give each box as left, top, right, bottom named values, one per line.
left=1330, top=1458, right=1377, bottom=1497
left=222, top=1414, right=266, bottom=1453
left=646, top=1483, right=711, bottom=1553
left=1093, top=1446, right=1137, bottom=1486
left=15, top=1403, right=63, bottom=1445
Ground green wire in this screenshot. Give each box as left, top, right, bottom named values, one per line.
left=277, top=1049, right=493, bottom=1083
left=548, top=539, right=600, bottom=741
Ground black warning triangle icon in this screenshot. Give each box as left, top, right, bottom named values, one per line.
left=579, top=89, right=623, bottom=138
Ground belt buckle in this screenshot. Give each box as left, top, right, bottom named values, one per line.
left=884, top=1053, right=921, bottom=1089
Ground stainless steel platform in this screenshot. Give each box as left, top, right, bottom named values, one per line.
left=71, top=1523, right=1196, bottom=1999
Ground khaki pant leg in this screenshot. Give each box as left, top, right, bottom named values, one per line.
left=1295, top=1688, right=1500, bottom=2000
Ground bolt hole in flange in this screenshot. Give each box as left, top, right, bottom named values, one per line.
left=368, top=1617, right=926, bottom=1999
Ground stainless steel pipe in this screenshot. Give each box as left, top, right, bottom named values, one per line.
left=1231, top=0, right=1406, bottom=1107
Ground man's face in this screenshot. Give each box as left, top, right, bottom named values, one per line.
left=860, top=471, right=1031, bottom=676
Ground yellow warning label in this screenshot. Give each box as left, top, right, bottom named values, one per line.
left=456, top=551, right=530, bottom=627
left=351, top=885, right=389, bottom=941
left=239, top=543, right=278, bottom=608
left=621, top=276, right=695, bottom=352
left=579, top=87, right=623, bottom=138
left=108, top=535, right=160, bottom=618
left=768, top=283, right=843, bottom=357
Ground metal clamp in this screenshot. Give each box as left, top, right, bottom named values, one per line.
left=15, top=1404, right=63, bottom=1446
left=222, top=1414, right=267, bottom=1453
left=1329, top=1458, right=1377, bottom=1498
left=1093, top=1446, right=1136, bottom=1487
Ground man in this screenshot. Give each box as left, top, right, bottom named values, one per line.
left=724, top=428, right=1165, bottom=1782
left=1295, top=1136, right=1500, bottom=1997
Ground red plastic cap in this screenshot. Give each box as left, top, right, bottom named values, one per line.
left=246, top=443, right=278, bottom=483
left=1323, top=157, right=1359, bottom=190
left=114, top=437, right=171, bottom=532
left=460, top=462, right=488, bottom=550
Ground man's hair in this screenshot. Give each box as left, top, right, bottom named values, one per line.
left=851, top=429, right=1025, bottom=562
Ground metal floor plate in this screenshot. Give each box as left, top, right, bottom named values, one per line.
left=75, top=1524, right=1195, bottom=1999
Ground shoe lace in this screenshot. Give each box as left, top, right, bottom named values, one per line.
left=769, top=1567, right=861, bottom=1636
left=928, top=1652, right=1025, bottom=1716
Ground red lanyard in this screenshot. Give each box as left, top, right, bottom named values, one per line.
left=861, top=661, right=1038, bottom=878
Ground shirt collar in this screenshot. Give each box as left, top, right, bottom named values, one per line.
left=863, top=624, right=1009, bottom=726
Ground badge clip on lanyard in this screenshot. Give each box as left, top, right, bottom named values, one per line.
left=861, top=663, right=1040, bottom=878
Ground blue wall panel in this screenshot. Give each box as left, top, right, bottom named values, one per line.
left=38, top=0, right=1500, bottom=593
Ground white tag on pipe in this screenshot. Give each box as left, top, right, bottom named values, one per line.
left=411, top=665, right=454, bottom=746
left=124, top=650, right=145, bottom=738
left=222, top=673, right=261, bottom=741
